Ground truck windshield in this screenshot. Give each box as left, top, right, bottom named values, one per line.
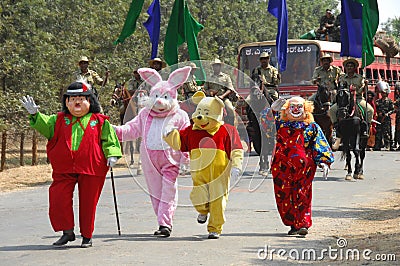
left=238, top=43, right=320, bottom=88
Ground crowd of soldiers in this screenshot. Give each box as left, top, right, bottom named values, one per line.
left=310, top=53, right=400, bottom=151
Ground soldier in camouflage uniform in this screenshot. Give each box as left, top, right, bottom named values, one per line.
left=181, top=62, right=201, bottom=100
left=316, top=9, right=336, bottom=41
left=74, top=56, right=109, bottom=97
left=203, top=58, right=236, bottom=125
left=251, top=52, right=281, bottom=102
left=309, top=53, right=342, bottom=103
left=374, top=87, right=395, bottom=151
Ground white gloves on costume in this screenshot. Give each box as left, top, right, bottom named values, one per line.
left=230, top=167, right=241, bottom=184
left=163, top=124, right=178, bottom=137
left=319, top=163, right=329, bottom=179
left=271, top=98, right=287, bottom=112
left=20, top=95, right=40, bottom=115
left=107, top=157, right=118, bottom=167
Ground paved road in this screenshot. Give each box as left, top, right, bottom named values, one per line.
left=0, top=150, right=399, bottom=265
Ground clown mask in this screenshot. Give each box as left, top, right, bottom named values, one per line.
left=66, top=95, right=90, bottom=117
left=285, top=97, right=306, bottom=121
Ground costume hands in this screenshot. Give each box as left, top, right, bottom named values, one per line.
left=107, top=157, right=118, bottom=167
left=230, top=167, right=241, bottom=185
left=271, top=98, right=286, bottom=112
left=319, top=163, right=329, bottom=179
left=163, top=124, right=178, bottom=137
left=20, top=95, right=40, bottom=115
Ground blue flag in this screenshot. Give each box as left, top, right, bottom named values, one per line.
left=340, top=0, right=363, bottom=58
left=268, top=0, right=288, bottom=72
left=143, top=0, right=161, bottom=59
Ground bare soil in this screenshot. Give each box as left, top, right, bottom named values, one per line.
left=1, top=163, right=399, bottom=263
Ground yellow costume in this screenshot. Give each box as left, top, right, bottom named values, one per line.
left=164, top=91, right=243, bottom=238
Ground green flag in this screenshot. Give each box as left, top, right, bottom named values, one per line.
left=114, top=0, right=145, bottom=45
left=356, top=0, right=379, bottom=67
left=164, top=0, right=204, bottom=79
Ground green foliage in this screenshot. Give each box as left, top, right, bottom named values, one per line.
left=381, top=17, right=400, bottom=44
left=1, top=0, right=339, bottom=131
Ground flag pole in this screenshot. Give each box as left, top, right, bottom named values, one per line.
left=363, top=52, right=368, bottom=135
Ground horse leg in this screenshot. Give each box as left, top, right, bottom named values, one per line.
left=357, top=147, right=366, bottom=180
left=353, top=149, right=361, bottom=179
left=136, top=138, right=142, bottom=175
left=129, top=141, right=135, bottom=167
left=345, top=150, right=352, bottom=180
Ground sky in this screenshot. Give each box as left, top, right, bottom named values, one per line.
left=378, top=0, right=399, bottom=25
left=336, top=0, right=398, bottom=28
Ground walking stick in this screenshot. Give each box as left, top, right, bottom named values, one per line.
left=110, top=167, right=121, bottom=236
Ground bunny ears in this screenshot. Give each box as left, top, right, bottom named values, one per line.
left=138, top=66, right=192, bottom=91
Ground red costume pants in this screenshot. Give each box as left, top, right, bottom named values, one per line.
left=49, top=173, right=106, bottom=238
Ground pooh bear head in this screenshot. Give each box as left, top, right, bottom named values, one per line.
left=191, top=91, right=225, bottom=132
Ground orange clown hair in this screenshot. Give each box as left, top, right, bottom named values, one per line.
left=280, top=97, right=315, bottom=124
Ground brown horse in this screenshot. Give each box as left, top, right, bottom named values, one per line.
left=312, top=85, right=333, bottom=146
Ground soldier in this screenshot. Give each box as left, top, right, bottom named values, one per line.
left=310, top=53, right=342, bottom=103
left=251, top=52, right=281, bottom=102
left=330, top=58, right=374, bottom=148
left=181, top=62, right=201, bottom=100
left=143, top=57, right=168, bottom=92
left=126, top=69, right=143, bottom=96
left=203, top=58, right=236, bottom=125
left=317, top=9, right=336, bottom=41
left=74, top=56, right=109, bottom=97
left=374, top=86, right=395, bottom=151
left=394, top=82, right=400, bottom=150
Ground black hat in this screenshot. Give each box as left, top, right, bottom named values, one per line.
left=64, top=82, right=93, bottom=96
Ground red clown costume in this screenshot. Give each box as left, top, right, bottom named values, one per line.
left=20, top=82, right=122, bottom=247
left=271, top=97, right=334, bottom=236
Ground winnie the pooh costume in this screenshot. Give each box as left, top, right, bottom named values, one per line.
left=164, top=91, right=243, bottom=239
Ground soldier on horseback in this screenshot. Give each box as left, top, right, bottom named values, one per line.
left=329, top=58, right=374, bottom=149
left=251, top=52, right=281, bottom=103
left=309, top=53, right=342, bottom=103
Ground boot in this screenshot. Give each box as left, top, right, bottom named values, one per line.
left=53, top=230, right=75, bottom=246
left=80, top=237, right=92, bottom=248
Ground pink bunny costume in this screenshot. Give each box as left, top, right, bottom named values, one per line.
left=114, top=67, right=191, bottom=235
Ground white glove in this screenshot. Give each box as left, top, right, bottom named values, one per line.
left=319, top=163, right=329, bottom=179
left=230, top=167, right=241, bottom=185
left=163, top=124, right=178, bottom=137
left=179, top=163, right=190, bottom=175
left=20, top=95, right=40, bottom=115
left=107, top=157, right=118, bottom=167
left=111, top=124, right=118, bottom=132
left=271, top=98, right=286, bottom=112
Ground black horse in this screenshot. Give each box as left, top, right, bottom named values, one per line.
left=246, top=85, right=275, bottom=175
left=336, top=85, right=367, bottom=180
left=312, top=85, right=333, bottom=146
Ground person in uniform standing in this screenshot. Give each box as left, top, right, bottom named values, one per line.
left=329, top=58, right=374, bottom=149
left=374, top=86, right=395, bottom=151
left=251, top=52, right=281, bottom=102
left=310, top=53, right=342, bottom=103
left=203, top=58, right=237, bottom=125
